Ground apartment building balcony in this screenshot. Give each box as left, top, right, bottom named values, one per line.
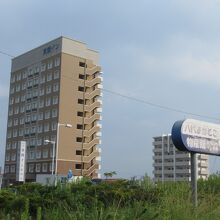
left=198, top=170, right=208, bottom=175
left=83, top=126, right=100, bottom=137
left=175, top=169, right=190, bottom=174
left=83, top=163, right=99, bottom=176
left=85, top=77, right=102, bottom=87
left=198, top=161, right=208, bottom=167
left=84, top=113, right=100, bottom=124
left=83, top=151, right=99, bottom=163
left=84, top=101, right=101, bottom=112
left=86, top=66, right=101, bottom=75
left=175, top=161, right=190, bottom=166
left=85, top=88, right=101, bottom=99
left=83, top=138, right=100, bottom=150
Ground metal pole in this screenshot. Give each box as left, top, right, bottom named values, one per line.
left=52, top=142, right=55, bottom=176
left=55, top=123, right=60, bottom=186
left=190, top=152, right=197, bottom=207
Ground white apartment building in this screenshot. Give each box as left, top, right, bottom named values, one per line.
left=153, top=134, right=209, bottom=182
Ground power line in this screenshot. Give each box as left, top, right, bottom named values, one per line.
left=0, top=50, right=14, bottom=58
left=103, top=88, right=220, bottom=121
left=1, top=49, right=220, bottom=121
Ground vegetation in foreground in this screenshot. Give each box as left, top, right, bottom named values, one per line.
left=1, top=175, right=220, bottom=219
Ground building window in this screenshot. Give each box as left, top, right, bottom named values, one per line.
left=15, top=84, right=20, bottom=92
left=77, top=112, right=84, bottom=117
left=6, top=142, right=11, bottom=150
left=36, top=151, right=41, bottom=159
left=38, top=124, right=43, bottom=133
left=44, top=123, right=50, bottom=132
left=78, top=99, right=84, bottom=104
left=14, top=118, right=18, bottom=126
left=52, top=96, right=58, bottom=105
left=39, top=87, right=45, bottom=96
left=77, top=124, right=83, bottom=129
left=5, top=166, right=9, bottom=173
left=76, top=137, right=83, bottom=142
left=42, top=163, right=48, bottom=172
left=10, top=165, right=16, bottom=173
left=54, top=57, right=60, bottom=67
left=20, top=105, right=25, bottom=113
left=10, top=87, right=14, bottom=94
left=8, top=119, right=12, bottom=127
left=7, top=130, right=12, bottom=138
left=79, top=62, right=86, bottom=67
left=45, top=110, right=50, bottom=119
left=40, top=75, right=45, bottom=84
left=76, top=150, right=82, bottom=155
left=19, top=128, right=24, bottom=136
left=26, top=103, right=31, bottom=111
left=25, top=115, right=31, bottom=123
left=22, top=82, right=26, bottom=90
left=11, top=153, right=16, bottom=161
left=46, top=85, right=51, bottom=94
left=13, top=129, right=18, bottom=137
left=53, top=83, right=59, bottom=92
left=28, top=164, right=34, bottom=173
left=43, top=150, right=48, bottom=159
left=78, top=86, right=84, bottom=92
left=12, top=142, right=17, bottom=149
left=33, top=78, right=39, bottom=86
left=47, top=61, right=53, bottom=70
left=46, top=97, right=51, bottom=106
left=75, top=164, right=82, bottom=169
left=22, top=71, right=27, bottom=79
left=47, top=72, right=53, bottom=82
left=21, top=95, right=25, bottom=102
left=29, top=151, right=35, bottom=159
left=32, top=89, right=38, bottom=98
left=15, top=96, right=20, bottom=103
left=37, top=138, right=42, bottom=146
left=14, top=106, right=19, bottom=114
left=41, top=63, right=46, bottom=72
left=16, top=73, right=21, bottom=81
left=11, top=75, right=15, bottom=83
left=38, top=112, right=44, bottom=120
left=5, top=153, right=10, bottom=161
left=36, top=163, right=41, bottom=172
left=54, top=70, right=60, bottom=79
left=79, top=74, right=85, bottom=79
left=39, top=99, right=44, bottom=108
left=52, top=109, right=58, bottom=118
left=32, top=102, right=38, bottom=110
left=9, top=107, right=13, bottom=116
left=9, top=97, right=14, bottom=105
left=27, top=80, right=33, bottom=88
left=51, top=122, right=57, bottom=131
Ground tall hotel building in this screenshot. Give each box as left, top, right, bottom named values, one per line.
left=153, top=134, right=209, bottom=182
left=4, top=37, right=102, bottom=185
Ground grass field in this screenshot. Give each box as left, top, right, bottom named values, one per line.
left=1, top=175, right=220, bottom=219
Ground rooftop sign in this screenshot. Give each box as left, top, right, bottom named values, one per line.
left=171, top=119, right=220, bottom=156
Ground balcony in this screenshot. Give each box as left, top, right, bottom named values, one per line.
left=83, top=138, right=100, bottom=150
left=84, top=126, right=100, bottom=137
left=83, top=163, right=99, bottom=176
left=85, top=89, right=101, bottom=99
left=84, top=113, right=100, bottom=124
left=84, top=101, right=101, bottom=112
left=85, top=77, right=101, bottom=87
left=86, top=66, right=101, bottom=75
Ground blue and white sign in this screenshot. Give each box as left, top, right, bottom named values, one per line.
left=172, top=119, right=220, bottom=156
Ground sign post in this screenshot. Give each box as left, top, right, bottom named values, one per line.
left=172, top=119, right=220, bottom=207
left=190, top=152, right=197, bottom=207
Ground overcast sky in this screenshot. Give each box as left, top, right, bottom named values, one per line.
left=1, top=0, right=220, bottom=178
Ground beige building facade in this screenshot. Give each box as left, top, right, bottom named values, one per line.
left=4, top=37, right=102, bottom=185
left=153, top=134, right=209, bottom=182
